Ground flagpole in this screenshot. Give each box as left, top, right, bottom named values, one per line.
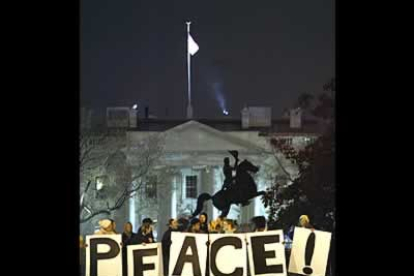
left=186, top=21, right=193, bottom=119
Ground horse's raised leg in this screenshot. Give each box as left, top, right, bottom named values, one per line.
left=192, top=193, right=212, bottom=217
left=220, top=205, right=231, bottom=217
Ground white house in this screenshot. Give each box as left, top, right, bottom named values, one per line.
left=120, top=108, right=320, bottom=238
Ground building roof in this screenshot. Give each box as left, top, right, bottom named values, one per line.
left=129, top=118, right=322, bottom=134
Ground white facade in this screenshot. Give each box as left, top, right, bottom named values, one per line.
left=124, top=120, right=313, bottom=238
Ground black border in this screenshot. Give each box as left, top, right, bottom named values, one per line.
left=11, top=0, right=398, bottom=275
left=9, top=1, right=80, bottom=275
left=335, top=0, right=401, bottom=273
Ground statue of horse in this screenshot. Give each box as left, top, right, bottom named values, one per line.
left=192, top=159, right=266, bottom=218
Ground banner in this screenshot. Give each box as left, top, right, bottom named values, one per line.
left=288, top=227, right=332, bottom=276
left=209, top=233, right=247, bottom=276
left=83, top=229, right=333, bottom=276
left=86, top=234, right=122, bottom=276
left=245, top=230, right=287, bottom=276
left=127, top=243, right=163, bottom=276
left=169, top=232, right=209, bottom=276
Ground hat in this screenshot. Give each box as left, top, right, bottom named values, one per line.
left=251, top=216, right=266, bottom=229
left=142, top=218, right=154, bottom=225
left=99, top=219, right=112, bottom=229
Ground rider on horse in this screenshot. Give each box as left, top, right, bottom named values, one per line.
left=192, top=151, right=264, bottom=218
left=222, top=151, right=239, bottom=191
left=222, top=151, right=251, bottom=206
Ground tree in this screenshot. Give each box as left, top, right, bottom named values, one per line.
left=264, top=78, right=335, bottom=232
left=296, top=92, right=314, bottom=110
left=80, top=128, right=125, bottom=222
left=79, top=125, right=164, bottom=229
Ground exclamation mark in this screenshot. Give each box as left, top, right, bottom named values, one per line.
left=303, top=232, right=316, bottom=275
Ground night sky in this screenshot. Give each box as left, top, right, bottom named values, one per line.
left=81, top=0, right=335, bottom=119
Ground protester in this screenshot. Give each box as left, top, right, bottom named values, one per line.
left=251, top=216, right=267, bottom=232
left=222, top=219, right=237, bottom=233
left=122, top=222, right=136, bottom=276
left=162, top=219, right=178, bottom=276
left=288, top=215, right=315, bottom=241
left=79, top=235, right=86, bottom=276
left=95, top=219, right=117, bottom=235
left=199, top=212, right=209, bottom=233
left=298, top=215, right=314, bottom=229
left=110, top=219, right=118, bottom=234
left=188, top=218, right=201, bottom=233
left=209, top=218, right=223, bottom=233
left=122, top=222, right=135, bottom=245
left=133, top=218, right=155, bottom=244
left=177, top=217, right=189, bottom=232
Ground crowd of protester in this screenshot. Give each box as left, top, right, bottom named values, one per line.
left=80, top=213, right=320, bottom=276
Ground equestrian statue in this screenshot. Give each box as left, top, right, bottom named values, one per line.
left=192, top=150, right=266, bottom=217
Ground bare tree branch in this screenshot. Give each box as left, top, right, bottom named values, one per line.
left=80, top=209, right=112, bottom=223
left=80, top=131, right=164, bottom=224
left=270, top=146, right=295, bottom=183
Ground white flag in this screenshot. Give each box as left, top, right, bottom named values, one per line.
left=188, top=34, right=199, bottom=56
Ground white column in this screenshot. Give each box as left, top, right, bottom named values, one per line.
left=129, top=194, right=136, bottom=229
left=254, top=177, right=267, bottom=217
left=212, top=166, right=222, bottom=219
left=171, top=175, right=177, bottom=218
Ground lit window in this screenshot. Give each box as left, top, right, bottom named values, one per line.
left=95, top=176, right=106, bottom=199
left=96, top=177, right=104, bottom=191
left=186, top=176, right=197, bottom=198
